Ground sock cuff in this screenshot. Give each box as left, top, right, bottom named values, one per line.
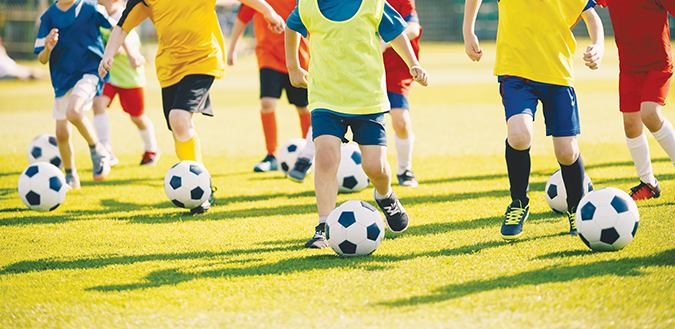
left=318, top=216, right=328, bottom=224
left=395, top=132, right=415, bottom=145
left=506, top=139, right=530, bottom=153
left=626, top=131, right=648, bottom=147
left=652, top=119, right=674, bottom=140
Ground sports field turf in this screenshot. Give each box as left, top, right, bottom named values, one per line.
left=0, top=41, right=674, bottom=328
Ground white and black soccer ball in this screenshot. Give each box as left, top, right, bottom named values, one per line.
left=545, top=170, right=594, bottom=214
left=164, top=161, right=212, bottom=210
left=575, top=187, right=639, bottom=251
left=18, top=162, right=67, bottom=212
left=337, top=144, right=369, bottom=193
left=326, top=200, right=385, bottom=257
left=27, top=134, right=62, bottom=169
left=278, top=138, right=312, bottom=175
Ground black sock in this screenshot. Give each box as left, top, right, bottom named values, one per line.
left=560, top=155, right=585, bottom=212
left=505, top=139, right=530, bottom=207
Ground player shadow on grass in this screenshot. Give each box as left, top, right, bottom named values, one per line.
left=378, top=247, right=675, bottom=307
left=79, top=232, right=564, bottom=292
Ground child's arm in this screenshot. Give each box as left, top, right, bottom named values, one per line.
left=381, top=22, right=421, bottom=52
left=581, top=8, right=604, bottom=70
left=121, top=39, right=145, bottom=69
left=227, top=18, right=247, bottom=66
left=389, top=33, right=428, bottom=86
left=462, top=0, right=483, bottom=62
left=239, top=0, right=285, bottom=33
left=99, top=26, right=128, bottom=78
left=38, top=28, right=59, bottom=65
left=285, top=26, right=308, bottom=89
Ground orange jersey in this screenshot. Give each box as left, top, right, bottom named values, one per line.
left=238, top=3, right=309, bottom=73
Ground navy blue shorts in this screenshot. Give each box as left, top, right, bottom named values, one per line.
left=260, top=68, right=308, bottom=107
left=500, top=76, right=580, bottom=137
left=311, top=110, right=387, bottom=146
left=161, top=74, right=214, bottom=131
left=387, top=91, right=409, bottom=110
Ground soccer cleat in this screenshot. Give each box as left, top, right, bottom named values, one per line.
left=253, top=154, right=279, bottom=172
left=629, top=180, right=661, bottom=201
left=374, top=190, right=409, bottom=233
left=91, top=144, right=111, bottom=181
left=108, top=150, right=119, bottom=167
left=566, top=208, right=578, bottom=236
left=304, top=223, right=329, bottom=249
left=140, top=150, right=161, bottom=166
left=65, top=172, right=81, bottom=190
left=288, top=157, right=312, bottom=183
left=397, top=169, right=419, bottom=187
left=191, top=186, right=216, bottom=215
left=500, top=200, right=529, bottom=240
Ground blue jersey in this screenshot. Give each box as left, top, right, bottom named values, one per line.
left=286, top=0, right=407, bottom=43
left=34, top=0, right=114, bottom=97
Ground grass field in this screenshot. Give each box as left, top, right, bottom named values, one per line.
left=1, top=40, right=674, bottom=328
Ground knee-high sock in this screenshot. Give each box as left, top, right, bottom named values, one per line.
left=652, top=119, right=675, bottom=168
left=299, top=112, right=311, bottom=139
left=626, top=132, right=656, bottom=185
left=174, top=133, right=202, bottom=163
left=505, top=140, right=530, bottom=206
left=395, top=133, right=414, bottom=175
left=261, top=112, right=277, bottom=156
left=93, top=113, right=111, bottom=151
left=560, top=155, right=585, bottom=212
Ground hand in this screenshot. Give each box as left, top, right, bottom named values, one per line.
left=264, top=12, right=286, bottom=34
left=583, top=44, right=604, bottom=70
left=127, top=52, right=145, bottom=69
left=410, top=65, right=428, bottom=86
left=289, top=67, right=308, bottom=89
left=227, top=51, right=236, bottom=66
left=45, top=29, right=59, bottom=50
left=99, top=55, right=114, bottom=78
left=464, top=34, right=483, bottom=62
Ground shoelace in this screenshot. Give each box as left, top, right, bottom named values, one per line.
left=382, top=200, right=401, bottom=216
left=568, top=212, right=577, bottom=230
left=504, top=207, right=526, bottom=225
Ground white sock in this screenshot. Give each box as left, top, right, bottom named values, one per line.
left=93, top=113, right=112, bottom=151
left=374, top=188, right=392, bottom=200
left=299, top=126, right=316, bottom=160
left=626, top=133, right=656, bottom=185
left=395, top=133, right=414, bottom=175
left=319, top=216, right=328, bottom=224
left=138, top=124, right=159, bottom=152
left=652, top=119, right=675, bottom=167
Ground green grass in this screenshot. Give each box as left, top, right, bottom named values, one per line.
left=1, top=41, right=674, bottom=328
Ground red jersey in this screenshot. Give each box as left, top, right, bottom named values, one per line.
left=237, top=2, right=309, bottom=73
left=383, top=0, right=422, bottom=95
left=605, top=0, right=675, bottom=73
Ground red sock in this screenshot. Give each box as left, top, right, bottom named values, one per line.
left=261, top=111, right=277, bottom=156
left=299, top=112, right=311, bottom=138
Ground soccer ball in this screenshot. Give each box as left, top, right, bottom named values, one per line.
left=164, top=161, right=212, bottom=210
left=545, top=170, right=594, bottom=214
left=337, top=144, right=369, bottom=193
left=17, top=162, right=67, bottom=212
left=27, top=134, right=62, bottom=169
left=575, top=187, right=640, bottom=251
left=326, top=200, right=385, bottom=257
left=278, top=138, right=313, bottom=175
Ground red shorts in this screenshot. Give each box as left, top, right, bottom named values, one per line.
left=101, top=83, right=145, bottom=117
left=619, top=70, right=672, bottom=113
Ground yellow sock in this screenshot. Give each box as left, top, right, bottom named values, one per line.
left=174, top=133, right=202, bottom=163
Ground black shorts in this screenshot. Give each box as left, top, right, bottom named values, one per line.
left=161, top=74, right=215, bottom=130
left=260, top=68, right=308, bottom=107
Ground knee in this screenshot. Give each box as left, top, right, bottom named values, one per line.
left=392, top=117, right=409, bottom=137
left=623, top=116, right=645, bottom=138
left=55, top=127, right=70, bottom=142
left=260, top=99, right=276, bottom=113
left=361, top=161, right=387, bottom=180
left=314, top=149, right=340, bottom=172
left=555, top=147, right=579, bottom=166
left=507, top=132, right=532, bottom=151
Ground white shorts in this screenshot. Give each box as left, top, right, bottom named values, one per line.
left=52, top=74, right=99, bottom=120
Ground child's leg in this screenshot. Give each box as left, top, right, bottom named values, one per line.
left=313, top=135, right=341, bottom=218
left=623, top=111, right=656, bottom=185
left=169, top=109, right=201, bottom=163
left=506, top=113, right=534, bottom=206
left=66, top=94, right=100, bottom=147
left=92, top=95, right=112, bottom=151
left=391, top=108, right=415, bottom=176
left=55, top=119, right=74, bottom=170
left=131, top=114, right=159, bottom=152
left=642, top=101, right=675, bottom=166
left=359, top=144, right=392, bottom=197
left=552, top=136, right=584, bottom=212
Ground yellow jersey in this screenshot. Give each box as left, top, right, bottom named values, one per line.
left=495, top=0, right=589, bottom=86
left=118, top=0, right=225, bottom=88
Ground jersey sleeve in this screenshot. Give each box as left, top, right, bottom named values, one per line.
left=237, top=4, right=256, bottom=24
left=656, top=0, right=675, bottom=15
left=393, top=0, right=419, bottom=24
left=95, top=4, right=114, bottom=29
left=33, top=13, right=51, bottom=54
left=583, top=0, right=597, bottom=11
left=118, top=0, right=150, bottom=33
left=379, top=2, right=407, bottom=43
left=286, top=6, right=308, bottom=38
